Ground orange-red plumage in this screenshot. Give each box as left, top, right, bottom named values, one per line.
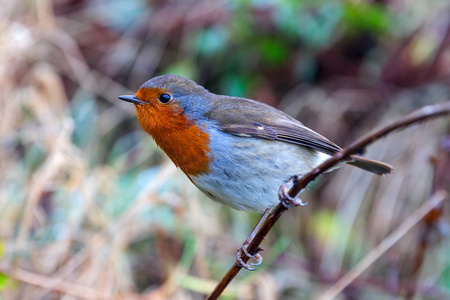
left=134, top=87, right=211, bottom=175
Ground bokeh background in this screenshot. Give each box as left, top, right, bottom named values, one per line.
left=1, top=0, right=449, bottom=299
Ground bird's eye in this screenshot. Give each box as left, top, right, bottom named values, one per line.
left=158, top=93, right=172, bottom=103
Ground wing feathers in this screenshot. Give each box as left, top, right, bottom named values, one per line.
left=208, top=95, right=343, bottom=154
left=220, top=122, right=341, bottom=155
left=206, top=95, right=393, bottom=175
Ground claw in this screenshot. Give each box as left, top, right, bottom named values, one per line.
left=278, top=184, right=308, bottom=208
left=242, top=246, right=263, bottom=266
left=236, top=244, right=263, bottom=271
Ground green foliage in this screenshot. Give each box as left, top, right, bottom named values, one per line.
left=192, top=27, right=230, bottom=57
left=343, top=2, right=389, bottom=34
left=0, top=242, right=8, bottom=291
left=162, top=60, right=199, bottom=82
left=277, top=1, right=345, bottom=47
left=310, top=209, right=350, bottom=249
left=220, top=73, right=252, bottom=97
left=258, top=37, right=289, bottom=65
left=0, top=273, right=8, bottom=291
left=441, top=265, right=450, bottom=290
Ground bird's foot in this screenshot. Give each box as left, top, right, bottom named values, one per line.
left=278, top=177, right=308, bottom=208
left=236, top=242, right=263, bottom=271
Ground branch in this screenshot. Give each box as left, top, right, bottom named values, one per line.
left=207, top=102, right=450, bottom=299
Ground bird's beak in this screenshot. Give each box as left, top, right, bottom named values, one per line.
left=118, top=95, right=147, bottom=105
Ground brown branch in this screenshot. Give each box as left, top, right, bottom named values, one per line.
left=207, top=102, right=450, bottom=300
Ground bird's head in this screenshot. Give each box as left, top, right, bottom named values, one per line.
left=118, top=74, right=213, bottom=175
left=119, top=74, right=211, bottom=134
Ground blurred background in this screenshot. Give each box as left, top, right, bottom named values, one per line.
left=1, top=0, right=449, bottom=299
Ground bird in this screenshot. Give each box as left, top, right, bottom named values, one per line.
left=118, top=74, right=393, bottom=213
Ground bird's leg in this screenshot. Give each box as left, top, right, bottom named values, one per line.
left=278, top=175, right=308, bottom=208
left=236, top=208, right=272, bottom=271
left=236, top=176, right=308, bottom=270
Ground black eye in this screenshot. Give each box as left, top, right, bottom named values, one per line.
left=158, top=93, right=172, bottom=103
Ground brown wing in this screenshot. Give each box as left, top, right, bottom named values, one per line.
left=207, top=95, right=342, bottom=155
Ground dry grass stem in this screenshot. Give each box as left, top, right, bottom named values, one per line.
left=318, top=190, right=447, bottom=300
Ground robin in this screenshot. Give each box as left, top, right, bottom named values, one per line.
left=118, top=74, right=393, bottom=267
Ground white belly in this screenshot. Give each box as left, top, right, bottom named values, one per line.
left=189, top=129, right=329, bottom=212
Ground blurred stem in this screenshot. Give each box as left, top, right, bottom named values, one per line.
left=319, top=190, right=447, bottom=300
left=405, top=153, right=446, bottom=298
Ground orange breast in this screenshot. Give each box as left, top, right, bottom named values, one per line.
left=134, top=88, right=211, bottom=175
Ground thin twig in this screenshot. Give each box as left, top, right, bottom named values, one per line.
left=207, top=102, right=450, bottom=299
left=318, top=190, right=447, bottom=300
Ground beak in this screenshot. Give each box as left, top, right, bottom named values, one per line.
left=118, top=95, right=146, bottom=105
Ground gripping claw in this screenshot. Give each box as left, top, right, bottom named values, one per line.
left=236, top=244, right=263, bottom=271
left=278, top=184, right=308, bottom=208
left=235, top=208, right=272, bottom=271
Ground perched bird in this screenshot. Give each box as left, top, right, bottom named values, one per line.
left=119, top=74, right=393, bottom=213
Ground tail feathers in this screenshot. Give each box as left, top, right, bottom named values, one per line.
left=348, top=156, right=394, bottom=175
